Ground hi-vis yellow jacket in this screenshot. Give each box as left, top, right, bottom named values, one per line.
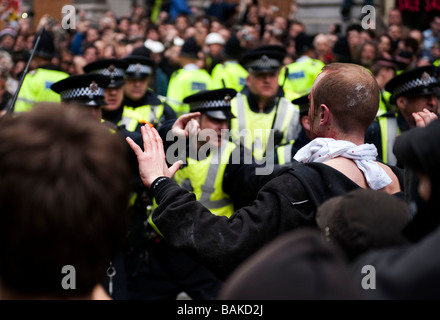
left=14, top=67, right=69, bottom=112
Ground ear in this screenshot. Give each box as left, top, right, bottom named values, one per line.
left=319, top=104, right=330, bottom=126
left=245, top=74, right=251, bottom=87
left=396, top=96, right=407, bottom=111
left=301, top=115, right=311, bottom=132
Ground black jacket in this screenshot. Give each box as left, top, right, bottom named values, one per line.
left=151, top=161, right=404, bottom=280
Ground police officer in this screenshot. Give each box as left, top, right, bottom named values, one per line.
left=50, top=73, right=110, bottom=121
left=210, top=33, right=248, bottom=92
left=172, top=88, right=281, bottom=214
left=281, top=32, right=325, bottom=100
left=14, top=30, right=69, bottom=113
left=370, top=59, right=397, bottom=117
left=83, top=58, right=130, bottom=125
left=166, top=37, right=213, bottom=116
left=51, top=72, right=144, bottom=300
left=127, top=88, right=281, bottom=300
left=230, top=44, right=301, bottom=161
left=273, top=92, right=312, bottom=165
left=122, top=55, right=176, bottom=132
left=365, top=65, right=440, bottom=166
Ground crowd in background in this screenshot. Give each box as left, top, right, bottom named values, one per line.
left=0, top=0, right=439, bottom=114
left=2, top=0, right=440, bottom=301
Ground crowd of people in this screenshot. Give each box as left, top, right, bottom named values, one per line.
left=1, top=1, right=440, bottom=301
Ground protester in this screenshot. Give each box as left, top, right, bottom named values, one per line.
left=126, top=63, right=403, bottom=280
left=218, top=228, right=362, bottom=300
left=0, top=104, right=131, bottom=299
left=351, top=119, right=440, bottom=299
left=315, top=188, right=409, bottom=262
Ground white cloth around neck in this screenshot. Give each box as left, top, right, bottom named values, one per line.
left=293, top=138, right=392, bottom=190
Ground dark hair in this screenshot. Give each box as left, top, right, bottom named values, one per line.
left=0, top=104, right=131, bottom=298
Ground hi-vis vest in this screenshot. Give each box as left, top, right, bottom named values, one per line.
left=173, top=140, right=236, bottom=217
left=166, top=68, right=213, bottom=116
left=119, top=104, right=164, bottom=132
left=230, top=93, right=300, bottom=160
left=275, top=141, right=294, bottom=165
left=377, top=112, right=400, bottom=166
left=376, top=89, right=399, bottom=166
left=14, top=68, right=69, bottom=112
left=280, top=57, right=325, bottom=100
left=211, top=61, right=248, bottom=92
left=377, top=90, right=392, bottom=117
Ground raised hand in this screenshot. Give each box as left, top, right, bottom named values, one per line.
left=413, top=108, right=438, bottom=128
left=171, top=112, right=201, bottom=138
left=126, top=124, right=182, bottom=188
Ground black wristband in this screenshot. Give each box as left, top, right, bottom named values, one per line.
left=151, top=176, right=170, bottom=194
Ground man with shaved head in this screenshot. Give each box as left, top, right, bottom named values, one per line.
left=127, top=63, right=404, bottom=281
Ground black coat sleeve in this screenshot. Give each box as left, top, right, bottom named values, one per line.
left=223, top=146, right=284, bottom=209
left=151, top=171, right=316, bottom=280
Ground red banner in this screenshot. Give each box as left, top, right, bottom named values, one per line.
left=398, top=0, right=440, bottom=12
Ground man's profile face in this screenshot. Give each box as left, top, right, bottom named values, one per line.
left=246, top=70, right=280, bottom=99
left=398, top=94, right=439, bottom=127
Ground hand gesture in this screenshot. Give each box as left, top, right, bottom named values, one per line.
left=171, top=112, right=201, bottom=138
left=413, top=108, right=438, bottom=128
left=126, top=124, right=182, bottom=188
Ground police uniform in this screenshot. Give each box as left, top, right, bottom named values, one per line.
left=50, top=73, right=109, bottom=108
left=365, top=65, right=440, bottom=166
left=166, top=37, right=213, bottom=116
left=51, top=73, right=143, bottom=300
left=280, top=32, right=325, bottom=100
left=211, top=34, right=248, bottom=92
left=14, top=30, right=69, bottom=113
left=230, top=45, right=301, bottom=161
left=122, top=55, right=177, bottom=132
left=273, top=93, right=312, bottom=165
left=86, top=61, right=178, bottom=300
left=127, top=88, right=282, bottom=300
left=83, top=58, right=135, bottom=126
left=83, top=58, right=128, bottom=89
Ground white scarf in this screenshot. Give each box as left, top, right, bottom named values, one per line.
left=293, top=138, right=392, bottom=190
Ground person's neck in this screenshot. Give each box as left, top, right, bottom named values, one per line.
left=258, top=99, right=269, bottom=112
left=319, top=131, right=366, bottom=145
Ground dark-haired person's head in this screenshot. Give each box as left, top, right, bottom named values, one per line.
left=0, top=104, right=131, bottom=299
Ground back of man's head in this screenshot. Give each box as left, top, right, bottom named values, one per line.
left=0, top=105, right=131, bottom=299
left=311, top=63, right=379, bottom=134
